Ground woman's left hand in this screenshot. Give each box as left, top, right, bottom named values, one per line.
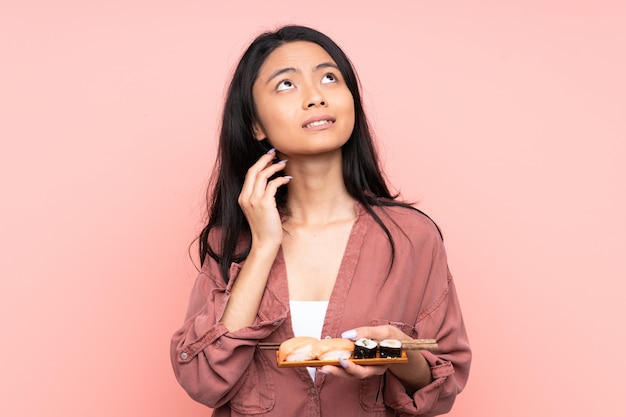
left=320, top=325, right=433, bottom=393
left=319, top=325, right=410, bottom=379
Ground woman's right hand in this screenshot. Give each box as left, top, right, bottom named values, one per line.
left=221, top=150, right=290, bottom=331
left=238, top=148, right=291, bottom=249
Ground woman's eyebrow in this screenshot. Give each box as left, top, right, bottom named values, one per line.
left=314, top=62, right=339, bottom=72
left=266, top=67, right=296, bottom=85
left=265, top=62, right=339, bottom=85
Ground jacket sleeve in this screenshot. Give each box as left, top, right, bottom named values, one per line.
left=384, top=231, right=472, bottom=416
left=170, top=260, right=289, bottom=408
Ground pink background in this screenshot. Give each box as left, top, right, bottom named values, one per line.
left=1, top=1, right=625, bottom=416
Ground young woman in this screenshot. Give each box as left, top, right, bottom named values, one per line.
left=171, top=25, right=471, bottom=416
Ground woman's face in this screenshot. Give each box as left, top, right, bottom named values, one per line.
left=252, top=41, right=355, bottom=158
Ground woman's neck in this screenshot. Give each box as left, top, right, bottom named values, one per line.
left=283, top=153, right=356, bottom=227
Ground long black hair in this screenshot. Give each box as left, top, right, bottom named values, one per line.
left=199, top=25, right=439, bottom=282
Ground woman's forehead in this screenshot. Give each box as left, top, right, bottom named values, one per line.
left=258, top=41, right=336, bottom=77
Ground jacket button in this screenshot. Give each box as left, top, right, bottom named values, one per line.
left=180, top=352, right=188, bottom=360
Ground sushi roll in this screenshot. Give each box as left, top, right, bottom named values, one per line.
left=353, top=338, right=378, bottom=359
left=379, top=339, right=402, bottom=358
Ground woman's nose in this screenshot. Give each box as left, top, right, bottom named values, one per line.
left=307, top=99, right=326, bottom=108
left=303, top=86, right=327, bottom=109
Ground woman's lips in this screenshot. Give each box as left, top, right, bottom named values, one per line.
left=302, top=116, right=336, bottom=129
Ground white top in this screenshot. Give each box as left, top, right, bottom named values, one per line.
left=289, top=300, right=329, bottom=380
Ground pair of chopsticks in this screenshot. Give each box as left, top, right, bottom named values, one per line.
left=399, top=339, right=438, bottom=350
left=258, top=339, right=438, bottom=351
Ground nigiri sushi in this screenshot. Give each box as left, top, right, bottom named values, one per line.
left=277, top=336, right=318, bottom=362
left=311, top=338, right=354, bottom=361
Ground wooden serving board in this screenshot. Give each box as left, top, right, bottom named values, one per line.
left=276, top=351, right=409, bottom=368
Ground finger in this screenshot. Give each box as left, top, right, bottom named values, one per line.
left=239, top=150, right=279, bottom=199
left=240, top=155, right=287, bottom=200
left=243, top=174, right=291, bottom=212
left=240, top=163, right=288, bottom=211
left=248, top=148, right=278, bottom=175
left=249, top=159, right=288, bottom=199
left=339, top=358, right=387, bottom=377
left=261, top=174, right=292, bottom=198
left=320, top=361, right=387, bottom=379
left=341, top=325, right=408, bottom=342
left=319, top=360, right=358, bottom=378
left=238, top=172, right=291, bottom=227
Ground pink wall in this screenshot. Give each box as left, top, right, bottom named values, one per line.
left=1, top=1, right=624, bottom=416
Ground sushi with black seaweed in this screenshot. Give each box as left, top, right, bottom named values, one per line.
left=353, top=338, right=378, bottom=359
left=379, top=339, right=402, bottom=358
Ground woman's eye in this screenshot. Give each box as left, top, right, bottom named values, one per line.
left=276, top=80, right=294, bottom=91
left=321, top=73, right=337, bottom=84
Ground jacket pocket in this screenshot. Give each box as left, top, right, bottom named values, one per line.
left=229, top=352, right=275, bottom=414
left=359, top=375, right=387, bottom=412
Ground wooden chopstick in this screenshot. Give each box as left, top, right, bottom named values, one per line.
left=400, top=339, right=438, bottom=350
left=258, top=343, right=282, bottom=350
left=258, top=339, right=438, bottom=351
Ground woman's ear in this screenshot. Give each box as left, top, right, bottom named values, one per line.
left=252, top=122, right=267, bottom=141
